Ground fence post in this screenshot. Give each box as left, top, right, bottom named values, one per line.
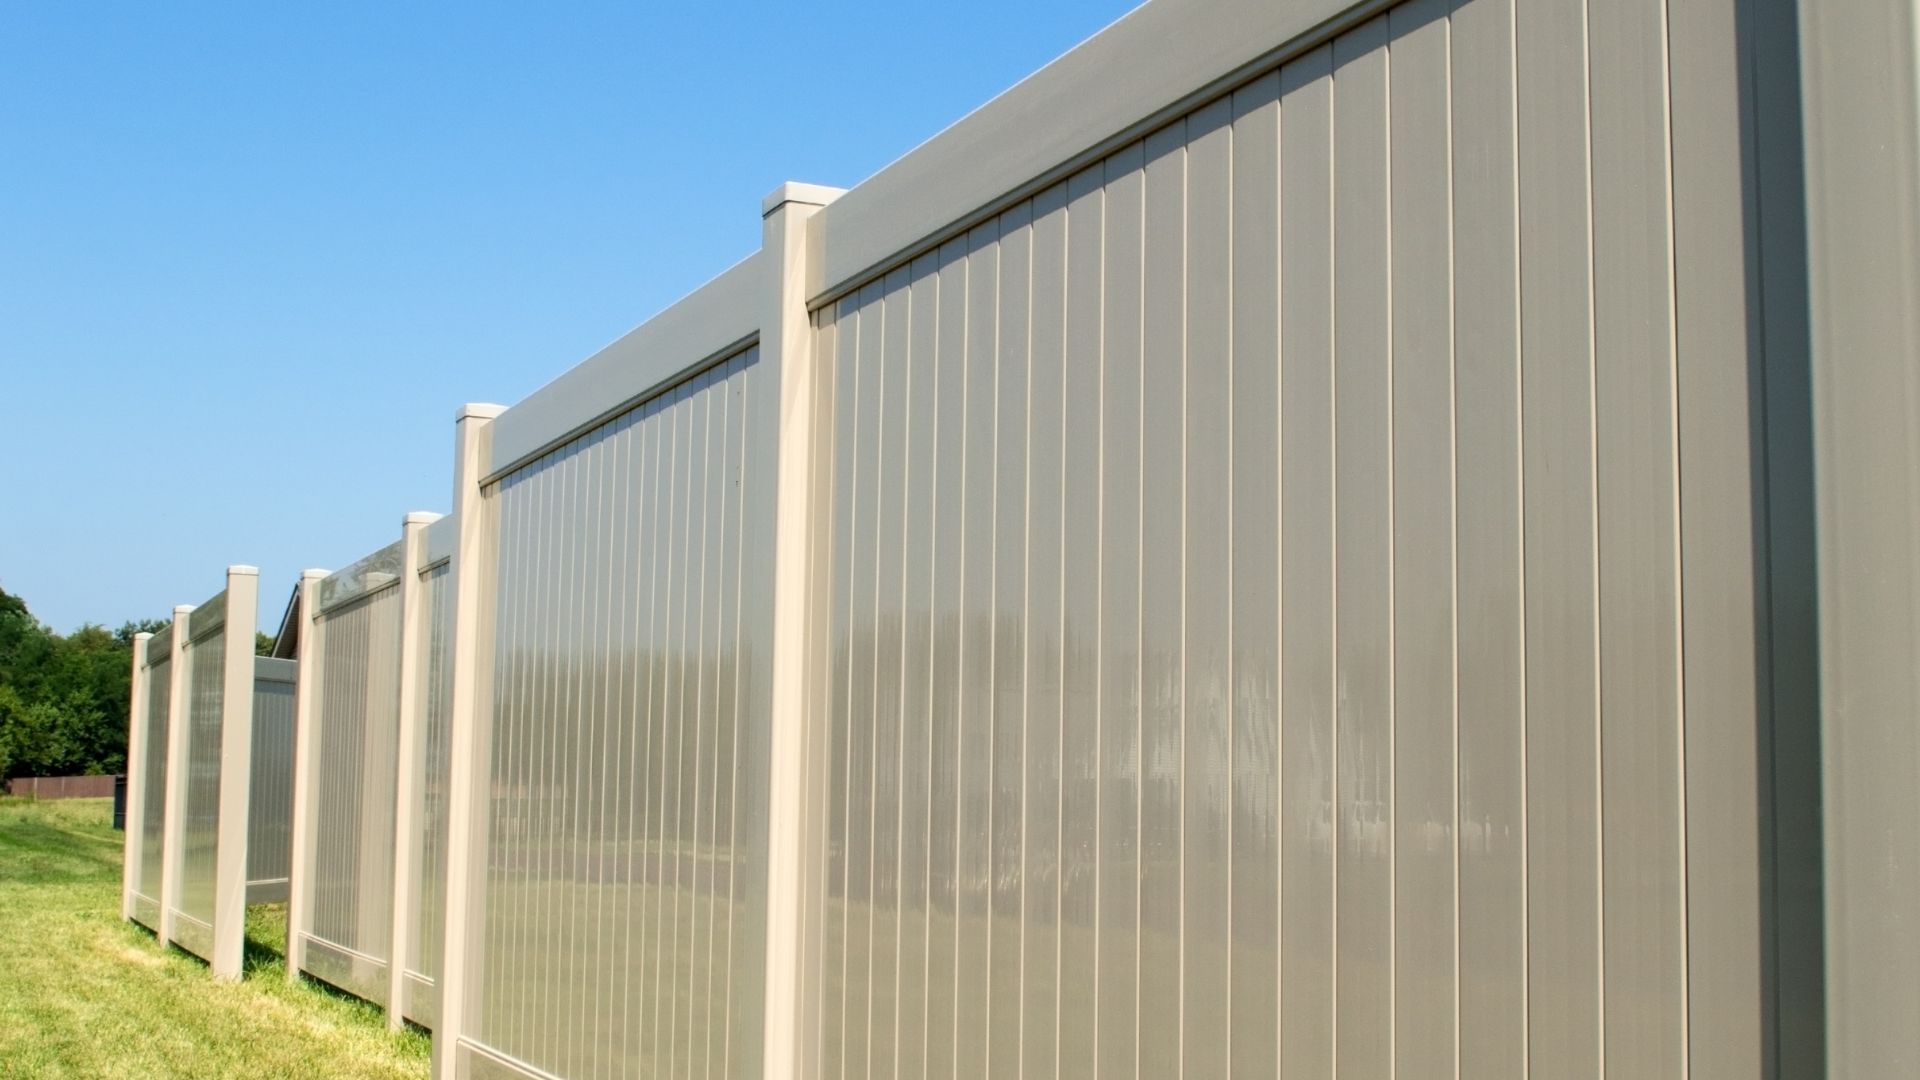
left=211, top=565, right=260, bottom=981
left=1799, top=0, right=1920, bottom=1071
left=286, top=567, right=329, bottom=982
left=760, top=180, right=843, bottom=1080
left=122, top=631, right=153, bottom=921
left=433, top=403, right=505, bottom=1079
left=157, top=604, right=193, bottom=949
left=389, top=511, right=441, bottom=1027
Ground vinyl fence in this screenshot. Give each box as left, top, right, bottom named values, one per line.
left=458, top=343, right=774, bottom=1077
left=120, top=566, right=272, bottom=980
left=122, top=0, right=1920, bottom=1074
left=124, top=618, right=177, bottom=932
left=248, top=657, right=299, bottom=904
left=289, top=538, right=409, bottom=1006
left=285, top=513, right=454, bottom=1026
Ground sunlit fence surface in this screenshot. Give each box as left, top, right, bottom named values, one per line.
left=122, top=568, right=271, bottom=980
left=293, top=542, right=407, bottom=1006
left=119, top=0, right=1920, bottom=1075
left=399, top=535, right=454, bottom=1027
left=127, top=622, right=172, bottom=932
left=466, top=348, right=774, bottom=1077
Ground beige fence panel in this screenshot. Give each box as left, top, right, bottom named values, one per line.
left=392, top=511, right=451, bottom=1028
left=154, top=605, right=193, bottom=949
left=442, top=332, right=775, bottom=1079
left=290, top=539, right=408, bottom=1004
left=387, top=507, right=447, bottom=1022
left=794, top=0, right=1788, bottom=1077
left=247, top=656, right=299, bottom=904
left=171, top=591, right=228, bottom=960
left=121, top=577, right=291, bottom=977
left=154, top=567, right=262, bottom=980
left=125, top=625, right=173, bottom=931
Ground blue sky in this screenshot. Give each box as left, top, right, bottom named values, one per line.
left=0, top=0, right=1138, bottom=634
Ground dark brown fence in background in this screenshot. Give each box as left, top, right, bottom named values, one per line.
left=5, top=774, right=119, bottom=800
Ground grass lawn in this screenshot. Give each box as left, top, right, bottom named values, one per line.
left=0, top=796, right=429, bottom=1079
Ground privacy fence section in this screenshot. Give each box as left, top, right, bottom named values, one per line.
left=394, top=513, right=458, bottom=1028
left=119, top=568, right=265, bottom=981
left=437, top=257, right=779, bottom=1079
left=169, top=589, right=233, bottom=961
left=120, top=0, right=1920, bottom=1072
left=288, top=535, right=412, bottom=1006
left=427, top=0, right=1804, bottom=1072
left=283, top=512, right=457, bottom=1030
left=247, top=656, right=299, bottom=903
left=805, top=0, right=1761, bottom=1071
left=123, top=618, right=179, bottom=931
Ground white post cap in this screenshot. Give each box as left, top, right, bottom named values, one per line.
left=763, top=181, right=847, bottom=217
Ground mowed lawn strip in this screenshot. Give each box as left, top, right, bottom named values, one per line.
left=0, top=796, right=429, bottom=1079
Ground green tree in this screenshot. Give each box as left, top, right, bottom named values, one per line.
left=115, top=618, right=170, bottom=647
left=0, top=585, right=150, bottom=779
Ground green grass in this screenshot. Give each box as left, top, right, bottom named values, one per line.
left=0, top=796, right=430, bottom=1079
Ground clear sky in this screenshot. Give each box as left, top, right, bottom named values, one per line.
left=0, top=0, right=1140, bottom=634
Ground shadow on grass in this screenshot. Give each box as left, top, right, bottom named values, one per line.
left=128, top=901, right=399, bottom=1022
left=125, top=908, right=281, bottom=983
left=240, top=905, right=408, bottom=1019
left=169, top=943, right=210, bottom=969
left=241, top=926, right=282, bottom=976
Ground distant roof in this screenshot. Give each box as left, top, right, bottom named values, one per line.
left=270, top=581, right=301, bottom=659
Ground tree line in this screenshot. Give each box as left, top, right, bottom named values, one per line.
left=0, top=585, right=272, bottom=781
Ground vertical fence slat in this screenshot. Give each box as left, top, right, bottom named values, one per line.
left=1095, top=140, right=1145, bottom=1080
left=1387, top=3, right=1459, bottom=1077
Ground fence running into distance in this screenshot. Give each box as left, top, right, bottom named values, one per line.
left=120, top=0, right=1920, bottom=1075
